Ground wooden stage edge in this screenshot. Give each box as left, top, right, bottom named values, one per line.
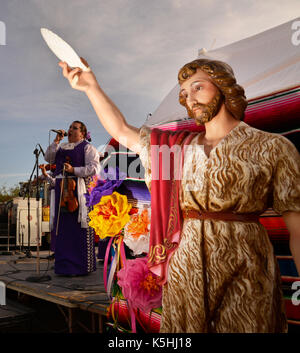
left=0, top=251, right=110, bottom=333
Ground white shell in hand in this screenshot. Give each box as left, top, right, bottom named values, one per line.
left=41, top=28, right=89, bottom=71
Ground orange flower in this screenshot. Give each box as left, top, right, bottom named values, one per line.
left=140, top=273, right=160, bottom=296
left=126, top=209, right=150, bottom=239
left=97, top=200, right=117, bottom=219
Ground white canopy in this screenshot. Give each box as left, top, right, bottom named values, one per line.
left=147, top=18, right=300, bottom=126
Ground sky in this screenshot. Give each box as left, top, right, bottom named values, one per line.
left=0, top=0, right=299, bottom=188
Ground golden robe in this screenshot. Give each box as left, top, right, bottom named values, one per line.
left=139, top=121, right=300, bottom=333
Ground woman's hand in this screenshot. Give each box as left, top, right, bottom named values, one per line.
left=54, top=130, right=65, bottom=144
left=58, top=58, right=99, bottom=93
left=64, top=163, right=74, bottom=174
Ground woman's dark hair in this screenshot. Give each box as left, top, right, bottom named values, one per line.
left=178, top=59, right=247, bottom=121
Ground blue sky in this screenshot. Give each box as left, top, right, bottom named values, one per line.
left=0, top=0, right=299, bottom=188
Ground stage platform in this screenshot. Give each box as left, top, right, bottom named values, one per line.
left=0, top=298, right=35, bottom=331
left=0, top=251, right=110, bottom=333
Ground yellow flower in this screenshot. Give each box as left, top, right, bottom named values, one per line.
left=88, top=192, right=132, bottom=239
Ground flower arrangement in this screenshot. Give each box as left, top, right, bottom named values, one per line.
left=86, top=166, right=161, bottom=332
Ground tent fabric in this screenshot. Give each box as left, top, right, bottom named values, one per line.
left=147, top=17, right=300, bottom=126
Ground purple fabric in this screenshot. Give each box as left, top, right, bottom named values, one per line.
left=84, top=167, right=126, bottom=207
left=53, top=140, right=88, bottom=176
left=97, top=238, right=110, bottom=260
left=51, top=140, right=96, bottom=275
left=117, top=180, right=151, bottom=202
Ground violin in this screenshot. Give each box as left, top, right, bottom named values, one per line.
left=39, top=164, right=56, bottom=172
left=45, top=164, right=56, bottom=171
left=60, top=156, right=78, bottom=213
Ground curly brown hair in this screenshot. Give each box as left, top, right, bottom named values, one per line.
left=178, top=59, right=247, bottom=121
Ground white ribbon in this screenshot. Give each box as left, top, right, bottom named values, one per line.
left=77, top=177, right=88, bottom=228
left=50, top=189, right=55, bottom=231
left=107, top=254, right=118, bottom=298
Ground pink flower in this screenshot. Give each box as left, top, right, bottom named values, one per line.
left=117, top=257, right=162, bottom=313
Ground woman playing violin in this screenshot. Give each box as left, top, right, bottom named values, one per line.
left=40, top=121, right=100, bottom=276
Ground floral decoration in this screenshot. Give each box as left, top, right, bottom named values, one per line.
left=124, top=208, right=151, bottom=255
left=86, top=131, right=91, bottom=141
left=126, top=208, right=150, bottom=238
left=87, top=174, right=100, bottom=194
left=117, top=256, right=162, bottom=313
left=88, top=191, right=132, bottom=239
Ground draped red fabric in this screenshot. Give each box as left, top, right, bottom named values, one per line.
left=147, top=128, right=197, bottom=285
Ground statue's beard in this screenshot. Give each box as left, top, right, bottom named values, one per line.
left=186, top=91, right=224, bottom=125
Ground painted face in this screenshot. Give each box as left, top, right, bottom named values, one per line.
left=179, top=69, right=223, bottom=125
left=68, top=122, right=84, bottom=143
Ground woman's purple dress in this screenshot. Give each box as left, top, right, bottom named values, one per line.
left=51, top=140, right=96, bottom=275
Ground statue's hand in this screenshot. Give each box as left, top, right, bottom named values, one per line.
left=59, top=58, right=99, bottom=93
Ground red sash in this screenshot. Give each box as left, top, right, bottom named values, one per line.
left=147, top=128, right=197, bottom=285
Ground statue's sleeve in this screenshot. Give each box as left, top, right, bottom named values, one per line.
left=272, top=135, right=300, bottom=215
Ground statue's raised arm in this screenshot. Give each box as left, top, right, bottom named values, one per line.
left=59, top=60, right=141, bottom=154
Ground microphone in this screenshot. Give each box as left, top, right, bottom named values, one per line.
left=37, top=144, right=45, bottom=157
left=51, top=129, right=67, bottom=136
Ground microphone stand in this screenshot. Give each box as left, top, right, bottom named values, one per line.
left=25, top=145, right=51, bottom=282
left=20, top=150, right=39, bottom=259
